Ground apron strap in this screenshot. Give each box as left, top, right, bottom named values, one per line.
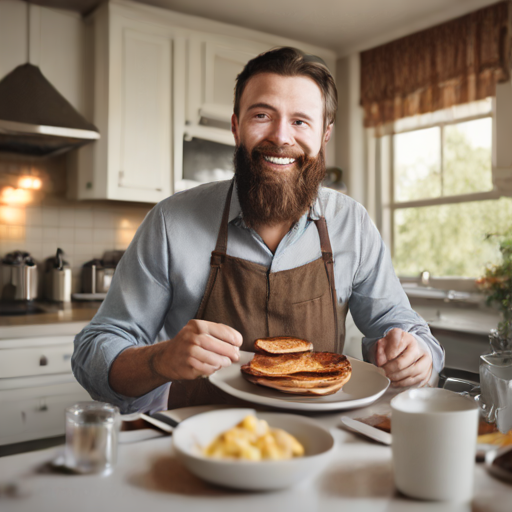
left=210, top=179, right=235, bottom=266
left=314, top=216, right=339, bottom=350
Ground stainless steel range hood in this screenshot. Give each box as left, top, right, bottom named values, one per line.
left=0, top=63, right=100, bottom=157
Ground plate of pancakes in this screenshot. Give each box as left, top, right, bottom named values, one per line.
left=209, top=337, right=390, bottom=411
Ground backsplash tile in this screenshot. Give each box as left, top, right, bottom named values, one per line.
left=0, top=153, right=152, bottom=295
left=0, top=202, right=150, bottom=294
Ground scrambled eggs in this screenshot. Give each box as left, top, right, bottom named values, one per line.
left=203, top=415, right=305, bottom=461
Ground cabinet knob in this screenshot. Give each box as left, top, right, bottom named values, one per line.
left=39, top=355, right=48, bottom=366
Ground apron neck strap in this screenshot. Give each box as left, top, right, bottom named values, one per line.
left=314, top=217, right=334, bottom=262
left=214, top=179, right=235, bottom=255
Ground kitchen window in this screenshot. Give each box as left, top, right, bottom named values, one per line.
left=359, top=2, right=512, bottom=293
left=369, top=96, right=512, bottom=290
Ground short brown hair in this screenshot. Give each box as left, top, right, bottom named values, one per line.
left=234, top=47, right=337, bottom=128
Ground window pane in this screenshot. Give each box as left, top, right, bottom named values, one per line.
left=393, top=198, right=512, bottom=277
left=394, top=127, right=441, bottom=202
left=443, top=118, right=493, bottom=196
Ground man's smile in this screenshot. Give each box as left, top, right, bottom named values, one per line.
left=263, top=155, right=296, bottom=165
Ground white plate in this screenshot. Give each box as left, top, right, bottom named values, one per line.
left=209, top=351, right=390, bottom=411
left=485, top=445, right=512, bottom=483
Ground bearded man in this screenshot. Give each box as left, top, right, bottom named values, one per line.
left=72, top=48, right=444, bottom=413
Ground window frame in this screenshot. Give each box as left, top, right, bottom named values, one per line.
left=391, top=112, right=497, bottom=209
left=369, top=99, right=501, bottom=293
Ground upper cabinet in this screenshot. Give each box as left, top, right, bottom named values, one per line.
left=74, top=3, right=176, bottom=202
left=184, top=37, right=271, bottom=146
left=72, top=0, right=336, bottom=202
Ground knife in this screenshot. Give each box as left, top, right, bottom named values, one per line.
left=340, top=416, right=392, bottom=445
left=143, top=412, right=179, bottom=433
left=121, top=412, right=179, bottom=434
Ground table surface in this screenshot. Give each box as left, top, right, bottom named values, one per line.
left=0, top=392, right=511, bottom=512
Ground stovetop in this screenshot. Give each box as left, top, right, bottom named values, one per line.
left=0, top=301, right=46, bottom=316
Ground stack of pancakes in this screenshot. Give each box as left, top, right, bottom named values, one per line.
left=241, top=337, right=352, bottom=396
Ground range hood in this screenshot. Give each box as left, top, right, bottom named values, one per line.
left=0, top=63, right=100, bottom=157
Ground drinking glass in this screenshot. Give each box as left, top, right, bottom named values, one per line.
left=65, top=402, right=121, bottom=475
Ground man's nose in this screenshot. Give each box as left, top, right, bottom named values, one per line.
left=267, top=119, right=293, bottom=146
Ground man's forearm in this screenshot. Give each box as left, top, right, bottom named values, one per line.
left=109, top=343, right=170, bottom=398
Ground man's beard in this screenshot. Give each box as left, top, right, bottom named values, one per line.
left=234, top=143, right=326, bottom=229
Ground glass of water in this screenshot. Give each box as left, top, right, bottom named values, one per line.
left=65, top=402, right=121, bottom=475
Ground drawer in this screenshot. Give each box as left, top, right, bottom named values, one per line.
left=0, top=380, right=91, bottom=445
left=0, top=343, right=74, bottom=378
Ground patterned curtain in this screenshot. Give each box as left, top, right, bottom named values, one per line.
left=360, top=1, right=511, bottom=128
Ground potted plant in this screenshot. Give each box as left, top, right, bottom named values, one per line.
left=476, top=233, right=512, bottom=433
left=477, top=233, right=512, bottom=351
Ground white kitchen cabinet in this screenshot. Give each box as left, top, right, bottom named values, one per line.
left=73, top=0, right=337, bottom=200
left=186, top=37, right=270, bottom=130
left=75, top=3, right=176, bottom=202
left=0, top=378, right=90, bottom=445
left=0, top=328, right=91, bottom=446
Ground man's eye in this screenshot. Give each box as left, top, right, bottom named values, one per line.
left=255, top=113, right=267, bottom=119
left=294, top=120, right=305, bottom=126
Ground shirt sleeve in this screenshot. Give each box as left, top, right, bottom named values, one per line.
left=348, top=207, right=445, bottom=377
left=72, top=205, right=173, bottom=414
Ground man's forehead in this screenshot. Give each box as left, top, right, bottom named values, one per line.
left=239, top=73, right=324, bottom=114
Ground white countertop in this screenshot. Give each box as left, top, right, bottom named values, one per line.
left=0, top=398, right=510, bottom=512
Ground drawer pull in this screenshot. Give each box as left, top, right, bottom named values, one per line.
left=39, top=355, right=48, bottom=366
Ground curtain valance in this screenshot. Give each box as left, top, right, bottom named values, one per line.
left=360, top=1, right=511, bottom=128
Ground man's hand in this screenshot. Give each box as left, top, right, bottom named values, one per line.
left=109, top=320, right=243, bottom=398
left=151, top=319, right=243, bottom=381
left=375, top=328, right=432, bottom=387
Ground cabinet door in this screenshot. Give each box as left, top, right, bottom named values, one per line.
left=203, top=43, right=256, bottom=117
left=111, top=27, right=172, bottom=202
left=0, top=381, right=90, bottom=445
left=187, top=38, right=270, bottom=126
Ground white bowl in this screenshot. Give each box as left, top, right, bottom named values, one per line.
left=172, top=408, right=335, bottom=491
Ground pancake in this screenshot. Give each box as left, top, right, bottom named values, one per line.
left=240, top=349, right=352, bottom=396
left=245, top=352, right=349, bottom=376
left=242, top=371, right=351, bottom=395
left=254, top=337, right=313, bottom=355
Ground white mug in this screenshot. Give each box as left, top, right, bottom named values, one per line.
left=391, top=388, right=479, bottom=502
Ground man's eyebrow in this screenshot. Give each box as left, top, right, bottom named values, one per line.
left=247, top=102, right=277, bottom=112
left=246, top=103, right=315, bottom=122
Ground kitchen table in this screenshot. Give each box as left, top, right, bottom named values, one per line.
left=0, top=396, right=511, bottom=512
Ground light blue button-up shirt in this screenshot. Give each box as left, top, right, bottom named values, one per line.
left=72, top=180, right=444, bottom=413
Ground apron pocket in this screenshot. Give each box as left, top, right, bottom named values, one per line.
left=277, top=293, right=335, bottom=350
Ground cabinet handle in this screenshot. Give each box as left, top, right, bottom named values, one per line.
left=39, top=355, right=48, bottom=366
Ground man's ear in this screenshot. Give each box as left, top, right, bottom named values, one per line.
left=324, top=123, right=333, bottom=143
left=231, top=113, right=240, bottom=146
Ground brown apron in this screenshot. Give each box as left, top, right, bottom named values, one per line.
left=168, top=181, right=345, bottom=409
